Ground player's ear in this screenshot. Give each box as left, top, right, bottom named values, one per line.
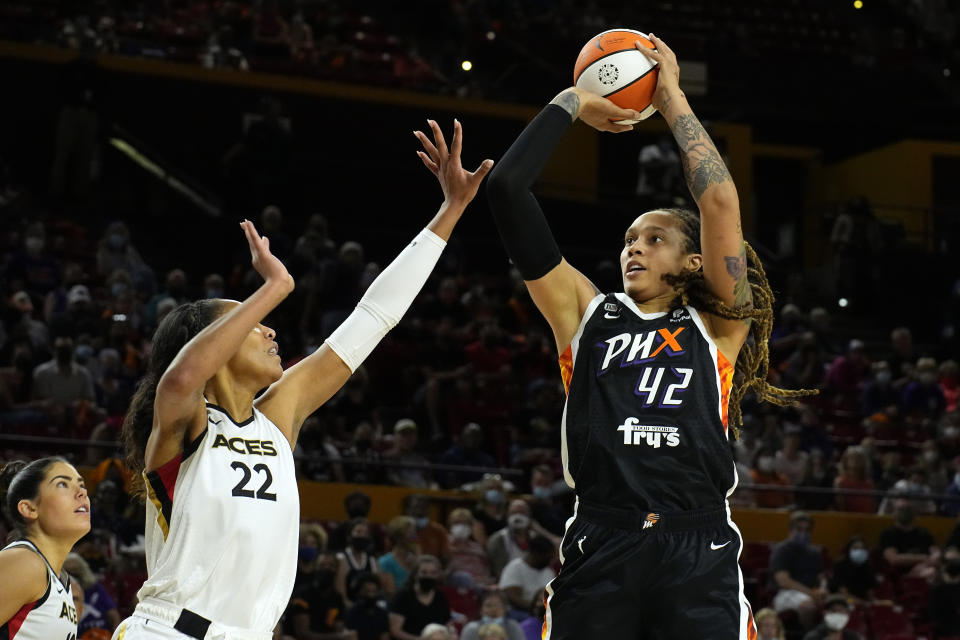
left=685, top=253, right=703, bottom=272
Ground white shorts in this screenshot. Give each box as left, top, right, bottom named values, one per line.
left=772, top=589, right=814, bottom=613
left=113, top=600, right=272, bottom=640
left=113, top=615, right=192, bottom=640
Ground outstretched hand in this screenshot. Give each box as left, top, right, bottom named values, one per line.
left=240, top=219, right=294, bottom=292
left=634, top=33, right=681, bottom=114
left=414, top=119, right=494, bottom=209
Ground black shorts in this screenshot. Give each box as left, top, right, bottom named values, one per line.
left=542, top=501, right=757, bottom=640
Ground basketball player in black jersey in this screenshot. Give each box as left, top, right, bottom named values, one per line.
left=486, top=35, right=807, bottom=640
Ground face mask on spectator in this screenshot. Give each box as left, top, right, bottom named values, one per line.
left=791, top=531, right=810, bottom=545
left=508, top=514, right=530, bottom=530
left=481, top=616, right=505, bottom=626
left=823, top=612, right=849, bottom=630
left=414, top=516, right=429, bottom=529
left=108, top=234, right=126, bottom=250
left=924, top=450, right=938, bottom=463
left=875, top=371, right=891, bottom=385
left=485, top=489, right=504, bottom=505
left=417, top=576, right=437, bottom=592
left=450, top=524, right=471, bottom=540
left=849, top=548, right=868, bottom=564
left=25, top=237, right=44, bottom=253
left=533, top=486, right=552, bottom=500
left=757, top=457, right=775, bottom=473
left=206, top=288, right=224, bottom=299
left=111, top=282, right=127, bottom=298
left=350, top=536, right=371, bottom=552
left=298, top=546, right=318, bottom=563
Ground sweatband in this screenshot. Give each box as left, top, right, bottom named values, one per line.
left=325, top=228, right=445, bottom=372
left=485, top=104, right=572, bottom=281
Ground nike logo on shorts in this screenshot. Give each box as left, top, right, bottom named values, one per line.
left=710, top=540, right=731, bottom=550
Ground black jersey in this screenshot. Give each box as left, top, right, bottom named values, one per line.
left=558, top=293, right=736, bottom=513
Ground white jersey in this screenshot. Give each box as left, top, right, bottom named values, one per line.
left=0, top=539, right=77, bottom=640
left=136, top=403, right=299, bottom=634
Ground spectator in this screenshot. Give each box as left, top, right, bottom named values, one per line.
left=337, top=518, right=381, bottom=605
left=286, top=550, right=351, bottom=640
left=733, top=424, right=761, bottom=468
left=487, top=500, right=536, bottom=578
left=878, top=468, right=937, bottom=515
left=343, top=423, right=387, bottom=485
left=404, top=495, right=450, bottom=565
left=389, top=556, right=450, bottom=640
left=770, top=512, right=825, bottom=628
left=901, top=357, right=946, bottom=418
left=783, top=332, right=826, bottom=390
left=460, top=592, right=524, bottom=640
left=751, top=446, right=793, bottom=509
left=527, top=465, right=568, bottom=537
left=379, top=516, right=418, bottom=597
left=345, top=573, right=390, bottom=640
left=828, top=536, right=876, bottom=604
left=472, top=481, right=507, bottom=546
left=475, top=624, right=507, bottom=640
left=929, top=552, right=960, bottom=638
left=385, top=419, right=432, bottom=488
left=329, top=492, right=378, bottom=552
left=879, top=503, right=941, bottom=579
left=95, top=221, right=148, bottom=286
left=63, top=552, right=120, bottom=635
left=438, top=422, right=496, bottom=488
left=886, top=327, right=916, bottom=386
left=8, top=290, right=49, bottom=350
left=755, top=607, right=785, bottom=640
left=447, top=508, right=494, bottom=587
left=774, top=427, right=808, bottom=486
left=834, top=448, right=876, bottom=513
left=800, top=594, right=862, bottom=640
left=497, top=536, right=556, bottom=617
left=796, top=449, right=833, bottom=511
left=419, top=624, right=450, bottom=640
left=32, top=335, right=95, bottom=406
left=825, top=339, right=870, bottom=404
left=861, top=361, right=898, bottom=416
left=295, top=522, right=329, bottom=592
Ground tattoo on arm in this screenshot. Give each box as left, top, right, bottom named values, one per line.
left=725, top=245, right=753, bottom=312
left=671, top=113, right=732, bottom=201
left=551, top=90, right=581, bottom=121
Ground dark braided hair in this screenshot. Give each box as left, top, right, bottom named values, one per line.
left=657, top=208, right=816, bottom=439
left=122, top=299, right=224, bottom=497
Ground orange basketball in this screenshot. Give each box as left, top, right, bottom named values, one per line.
left=574, top=29, right=659, bottom=124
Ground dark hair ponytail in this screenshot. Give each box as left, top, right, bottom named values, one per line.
left=122, top=300, right=223, bottom=497
left=1, top=457, right=69, bottom=534
left=660, top=208, right=816, bottom=439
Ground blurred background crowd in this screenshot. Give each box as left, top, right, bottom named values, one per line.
left=1, top=1, right=960, bottom=640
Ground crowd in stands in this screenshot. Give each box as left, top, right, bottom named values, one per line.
left=1, top=184, right=960, bottom=637
left=0, top=0, right=954, bottom=107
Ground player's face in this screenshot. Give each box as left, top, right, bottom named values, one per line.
left=26, top=462, right=91, bottom=540
left=620, top=211, right=701, bottom=304
left=220, top=301, right=284, bottom=385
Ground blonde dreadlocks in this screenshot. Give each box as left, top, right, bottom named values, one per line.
left=660, top=208, right=817, bottom=439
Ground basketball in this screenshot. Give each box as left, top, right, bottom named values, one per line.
left=574, top=29, right=659, bottom=125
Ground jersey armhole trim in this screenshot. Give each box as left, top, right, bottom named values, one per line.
left=183, top=427, right=207, bottom=460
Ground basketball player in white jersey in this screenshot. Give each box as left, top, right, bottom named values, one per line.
left=0, top=457, right=91, bottom=640
left=113, top=120, right=493, bottom=640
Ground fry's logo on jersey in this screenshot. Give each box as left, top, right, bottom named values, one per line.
left=597, top=327, right=685, bottom=373
left=211, top=434, right=278, bottom=456
left=617, top=418, right=680, bottom=448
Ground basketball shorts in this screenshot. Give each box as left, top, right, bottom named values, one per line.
left=113, top=601, right=272, bottom=640
left=542, top=501, right=757, bottom=640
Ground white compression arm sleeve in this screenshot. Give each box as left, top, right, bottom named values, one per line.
left=325, top=228, right=446, bottom=372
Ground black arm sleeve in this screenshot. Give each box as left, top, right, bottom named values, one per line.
left=485, top=104, right=573, bottom=281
